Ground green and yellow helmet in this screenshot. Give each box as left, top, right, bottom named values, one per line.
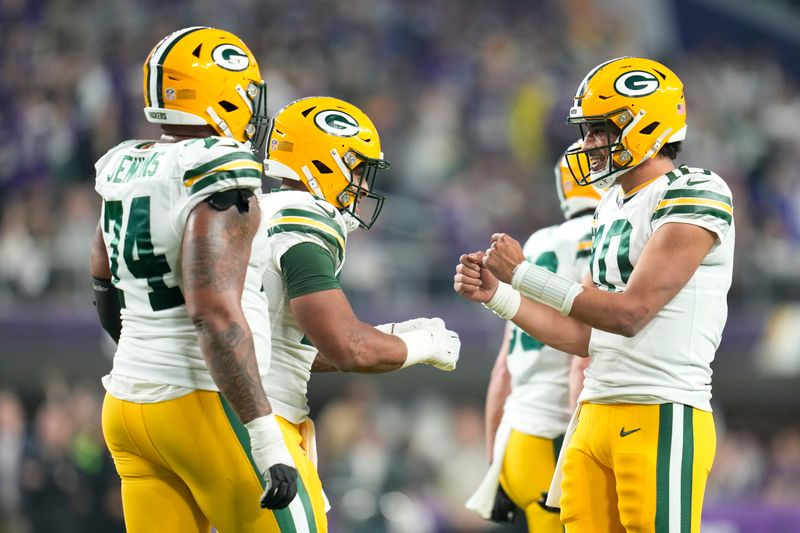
left=264, top=96, right=390, bottom=229
left=556, top=141, right=603, bottom=219
left=142, top=27, right=268, bottom=151
left=566, top=57, right=686, bottom=188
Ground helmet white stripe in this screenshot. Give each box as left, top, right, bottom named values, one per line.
left=330, top=148, right=352, bottom=180
left=205, top=106, right=233, bottom=138
left=301, top=166, right=325, bottom=197
left=147, top=26, right=206, bottom=108
left=235, top=84, right=254, bottom=113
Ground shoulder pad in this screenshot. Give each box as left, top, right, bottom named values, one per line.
left=653, top=166, right=733, bottom=227
left=94, top=140, right=141, bottom=172
left=267, top=197, right=347, bottom=263
left=179, top=138, right=261, bottom=197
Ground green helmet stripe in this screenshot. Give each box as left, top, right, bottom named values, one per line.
left=148, top=26, right=205, bottom=108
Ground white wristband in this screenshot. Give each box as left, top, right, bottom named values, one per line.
left=245, top=414, right=294, bottom=472
left=482, top=282, right=521, bottom=320
left=396, top=329, right=433, bottom=368
left=511, top=262, right=584, bottom=316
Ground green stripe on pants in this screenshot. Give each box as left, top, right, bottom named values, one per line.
left=297, top=476, right=318, bottom=533
left=219, top=396, right=296, bottom=532
left=655, top=404, right=673, bottom=532
left=680, top=407, right=694, bottom=532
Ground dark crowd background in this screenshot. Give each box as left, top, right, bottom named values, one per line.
left=1, top=0, right=800, bottom=531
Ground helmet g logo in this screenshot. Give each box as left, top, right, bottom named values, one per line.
left=614, top=71, right=659, bottom=97
left=211, top=44, right=250, bottom=71
left=314, top=110, right=360, bottom=137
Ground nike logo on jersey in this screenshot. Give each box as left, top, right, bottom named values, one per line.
left=686, top=177, right=709, bottom=186
left=318, top=204, right=337, bottom=218
left=619, top=427, right=641, bottom=437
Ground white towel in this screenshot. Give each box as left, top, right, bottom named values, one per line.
left=546, top=403, right=582, bottom=508
left=465, top=419, right=513, bottom=518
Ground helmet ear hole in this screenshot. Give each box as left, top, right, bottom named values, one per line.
left=218, top=100, right=238, bottom=112
left=312, top=160, right=333, bottom=174
left=639, top=122, right=659, bottom=135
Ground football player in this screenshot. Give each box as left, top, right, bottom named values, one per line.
left=466, top=144, right=601, bottom=532
left=454, top=57, right=734, bottom=532
left=258, top=96, right=461, bottom=532
left=90, top=27, right=298, bottom=532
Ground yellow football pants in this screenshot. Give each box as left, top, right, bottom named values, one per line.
left=500, top=429, right=564, bottom=532
left=559, top=403, right=715, bottom=533
left=102, top=391, right=327, bottom=533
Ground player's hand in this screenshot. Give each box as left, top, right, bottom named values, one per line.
left=378, top=317, right=460, bottom=371
left=489, top=484, right=517, bottom=523
left=484, top=233, right=525, bottom=284
left=260, top=463, right=298, bottom=509
left=418, top=317, right=460, bottom=371
left=245, top=414, right=298, bottom=509
left=454, top=252, right=499, bottom=303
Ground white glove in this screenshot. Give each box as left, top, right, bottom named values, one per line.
left=376, top=317, right=460, bottom=371
left=245, top=414, right=298, bottom=509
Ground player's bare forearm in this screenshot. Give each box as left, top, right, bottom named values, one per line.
left=511, top=297, right=592, bottom=357
left=183, top=199, right=270, bottom=423
left=343, top=326, right=406, bottom=373
left=485, top=324, right=512, bottom=462
left=195, top=319, right=270, bottom=421
left=568, top=222, right=716, bottom=337
left=291, top=289, right=406, bottom=372
left=90, top=220, right=112, bottom=279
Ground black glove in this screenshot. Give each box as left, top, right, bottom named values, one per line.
left=489, top=484, right=517, bottom=523
left=260, top=463, right=298, bottom=509
left=537, top=492, right=560, bottom=513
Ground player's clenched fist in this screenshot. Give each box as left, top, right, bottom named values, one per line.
left=245, top=415, right=299, bottom=509
left=454, top=252, right=500, bottom=304
left=375, top=318, right=460, bottom=371
left=483, top=233, right=525, bottom=284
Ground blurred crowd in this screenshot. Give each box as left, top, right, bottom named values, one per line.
left=2, top=0, right=800, bottom=530
left=1, top=379, right=799, bottom=532
left=1, top=0, right=799, bottom=309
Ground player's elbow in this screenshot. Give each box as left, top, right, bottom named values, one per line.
left=186, top=297, right=238, bottom=332
left=322, top=347, right=368, bottom=372
left=615, top=302, right=651, bottom=337
left=314, top=334, right=367, bottom=372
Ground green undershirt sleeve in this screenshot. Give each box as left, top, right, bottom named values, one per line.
left=280, top=242, right=341, bottom=299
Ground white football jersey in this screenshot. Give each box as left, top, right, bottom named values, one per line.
left=95, top=137, right=270, bottom=395
left=259, top=190, right=349, bottom=423
left=503, top=214, right=593, bottom=438
left=581, top=165, right=735, bottom=411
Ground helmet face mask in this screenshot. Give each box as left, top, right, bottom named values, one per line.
left=565, top=114, right=633, bottom=189
left=264, top=97, right=390, bottom=230
left=245, top=80, right=269, bottom=152
left=566, top=57, right=687, bottom=189
left=336, top=149, right=389, bottom=229
left=142, top=27, right=267, bottom=151
left=557, top=140, right=603, bottom=219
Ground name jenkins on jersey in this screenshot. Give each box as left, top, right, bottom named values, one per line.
left=95, top=137, right=271, bottom=398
